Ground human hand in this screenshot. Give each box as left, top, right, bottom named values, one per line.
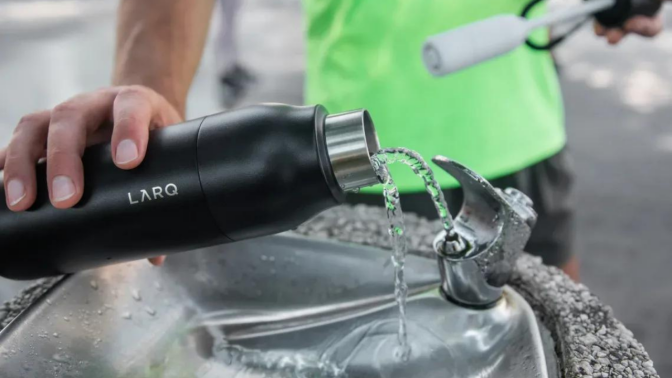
left=0, top=86, right=182, bottom=266
left=594, top=12, right=663, bottom=44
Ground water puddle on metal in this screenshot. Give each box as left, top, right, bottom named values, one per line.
left=207, top=320, right=454, bottom=378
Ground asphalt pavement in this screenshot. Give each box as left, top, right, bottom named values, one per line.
left=1, top=0, right=672, bottom=374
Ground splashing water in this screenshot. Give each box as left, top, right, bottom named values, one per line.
left=373, top=148, right=453, bottom=233
left=370, top=147, right=456, bottom=361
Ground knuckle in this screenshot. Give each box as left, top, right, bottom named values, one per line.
left=115, top=112, right=143, bottom=129
left=4, top=147, right=22, bottom=166
left=51, top=110, right=86, bottom=132
left=18, top=112, right=44, bottom=126
left=3, top=144, right=40, bottom=169
left=15, top=113, right=48, bottom=134
left=51, top=101, right=81, bottom=121
left=96, top=86, right=114, bottom=95
left=14, top=122, right=33, bottom=137
left=119, top=85, right=150, bottom=99
left=50, top=104, right=87, bottom=134
left=46, top=147, right=79, bottom=163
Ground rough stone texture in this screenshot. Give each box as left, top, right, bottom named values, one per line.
left=295, top=205, right=660, bottom=378
left=0, top=277, right=62, bottom=330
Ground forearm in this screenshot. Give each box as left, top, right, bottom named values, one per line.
left=113, top=0, right=215, bottom=117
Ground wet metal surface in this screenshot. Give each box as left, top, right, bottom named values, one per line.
left=0, top=235, right=554, bottom=378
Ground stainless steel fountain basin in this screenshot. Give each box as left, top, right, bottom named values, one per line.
left=0, top=235, right=556, bottom=378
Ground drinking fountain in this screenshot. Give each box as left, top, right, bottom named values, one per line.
left=0, top=154, right=658, bottom=377
left=184, top=155, right=550, bottom=377
left=0, top=154, right=567, bottom=378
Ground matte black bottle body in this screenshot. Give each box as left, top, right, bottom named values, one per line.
left=0, top=104, right=372, bottom=279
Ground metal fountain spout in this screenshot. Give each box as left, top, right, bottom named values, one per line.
left=431, top=156, right=538, bottom=307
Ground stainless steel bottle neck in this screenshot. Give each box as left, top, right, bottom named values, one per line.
left=324, top=110, right=380, bottom=191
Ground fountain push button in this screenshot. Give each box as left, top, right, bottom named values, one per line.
left=431, top=156, right=538, bottom=307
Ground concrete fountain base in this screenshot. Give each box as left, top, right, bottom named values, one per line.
left=295, top=205, right=659, bottom=378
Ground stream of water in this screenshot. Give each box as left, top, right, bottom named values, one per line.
left=370, top=156, right=410, bottom=360
left=370, top=147, right=455, bottom=361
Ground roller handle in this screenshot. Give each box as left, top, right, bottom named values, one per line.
left=422, top=15, right=529, bottom=77
left=594, top=0, right=662, bottom=27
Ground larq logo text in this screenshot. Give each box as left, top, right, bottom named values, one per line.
left=128, top=183, right=179, bottom=205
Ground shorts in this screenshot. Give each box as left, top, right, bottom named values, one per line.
left=347, top=148, right=575, bottom=267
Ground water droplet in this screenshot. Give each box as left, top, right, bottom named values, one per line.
left=89, top=280, right=98, bottom=290
left=46, top=299, right=53, bottom=305
left=121, top=312, right=132, bottom=320
left=154, top=281, right=163, bottom=291
left=269, top=256, right=275, bottom=262
left=52, top=333, right=59, bottom=338
left=51, top=353, right=70, bottom=364
left=144, top=306, right=156, bottom=316
left=63, top=316, right=70, bottom=322
left=260, top=255, right=268, bottom=261
left=97, top=310, right=103, bottom=315
left=131, top=289, right=141, bottom=301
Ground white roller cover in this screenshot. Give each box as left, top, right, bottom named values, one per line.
left=422, top=15, right=529, bottom=77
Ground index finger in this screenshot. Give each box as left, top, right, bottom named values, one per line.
left=111, top=86, right=182, bottom=170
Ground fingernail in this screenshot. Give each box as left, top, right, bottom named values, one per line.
left=52, top=175, right=75, bottom=202
left=7, top=179, right=26, bottom=206
left=115, top=139, right=139, bottom=164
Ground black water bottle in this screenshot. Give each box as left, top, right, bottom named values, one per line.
left=0, top=104, right=380, bottom=279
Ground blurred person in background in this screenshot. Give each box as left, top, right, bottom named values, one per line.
left=216, top=0, right=255, bottom=107
left=0, top=0, right=662, bottom=277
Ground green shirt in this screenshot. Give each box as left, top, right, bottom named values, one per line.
left=303, top=0, right=565, bottom=192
